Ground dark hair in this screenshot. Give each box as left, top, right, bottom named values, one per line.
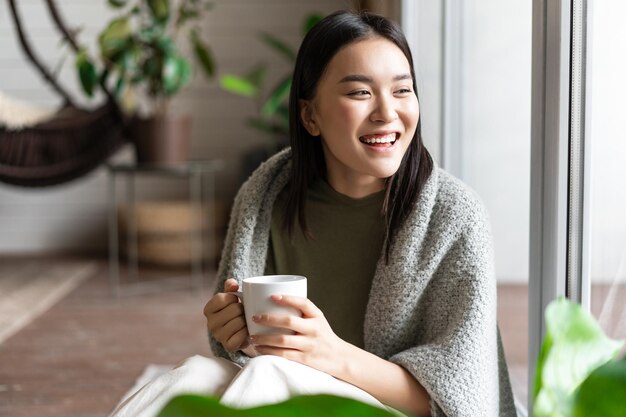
left=286, top=10, right=434, bottom=262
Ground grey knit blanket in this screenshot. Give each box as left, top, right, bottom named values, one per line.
left=210, top=148, right=516, bottom=416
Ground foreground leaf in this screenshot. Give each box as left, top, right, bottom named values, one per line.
left=157, top=394, right=397, bottom=417
left=571, top=359, right=626, bottom=417
left=533, top=297, right=624, bottom=417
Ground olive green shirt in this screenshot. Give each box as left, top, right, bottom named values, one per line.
left=265, top=179, right=385, bottom=348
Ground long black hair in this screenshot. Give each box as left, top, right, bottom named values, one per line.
left=285, top=10, right=434, bottom=262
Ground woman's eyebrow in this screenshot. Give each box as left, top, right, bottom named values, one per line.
left=338, top=73, right=413, bottom=83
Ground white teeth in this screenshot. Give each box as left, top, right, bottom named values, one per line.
left=360, top=133, right=397, bottom=144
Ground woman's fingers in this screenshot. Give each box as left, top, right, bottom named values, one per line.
left=203, top=292, right=239, bottom=317
left=253, top=345, right=302, bottom=361
left=220, top=318, right=248, bottom=351
left=250, top=333, right=311, bottom=351
left=252, top=311, right=309, bottom=334
left=207, top=301, right=244, bottom=331
left=213, top=315, right=248, bottom=351
left=270, top=295, right=323, bottom=318
left=201, top=278, right=248, bottom=352
left=224, top=278, right=239, bottom=292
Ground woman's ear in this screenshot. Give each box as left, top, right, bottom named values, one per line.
left=299, top=99, right=320, bottom=136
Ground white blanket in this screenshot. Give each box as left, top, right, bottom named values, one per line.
left=109, top=355, right=389, bottom=417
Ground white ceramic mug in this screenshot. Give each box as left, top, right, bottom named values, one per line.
left=233, top=275, right=307, bottom=336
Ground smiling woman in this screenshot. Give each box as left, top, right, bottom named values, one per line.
left=110, top=10, right=517, bottom=417
left=298, top=37, right=419, bottom=198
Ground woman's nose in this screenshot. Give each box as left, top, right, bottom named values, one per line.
left=370, top=95, right=398, bottom=123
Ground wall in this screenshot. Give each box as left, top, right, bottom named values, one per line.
left=0, top=0, right=352, bottom=253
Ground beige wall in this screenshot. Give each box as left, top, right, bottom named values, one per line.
left=0, top=0, right=353, bottom=253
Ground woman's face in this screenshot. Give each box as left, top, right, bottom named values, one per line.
left=300, top=36, right=419, bottom=198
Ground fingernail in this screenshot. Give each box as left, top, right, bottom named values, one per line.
left=248, top=336, right=256, bottom=342
left=271, top=294, right=282, bottom=301
left=252, top=315, right=260, bottom=322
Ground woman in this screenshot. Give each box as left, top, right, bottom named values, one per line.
left=112, top=10, right=516, bottom=417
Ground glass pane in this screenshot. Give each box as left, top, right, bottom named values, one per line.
left=455, top=0, right=532, bottom=407
left=588, top=0, right=626, bottom=350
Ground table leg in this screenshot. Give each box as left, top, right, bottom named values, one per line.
left=108, top=171, right=120, bottom=298
left=127, top=172, right=139, bottom=282
left=191, top=171, right=203, bottom=293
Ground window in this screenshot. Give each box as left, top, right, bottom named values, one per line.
left=587, top=0, right=626, bottom=350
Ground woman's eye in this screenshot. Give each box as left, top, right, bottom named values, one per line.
left=348, top=90, right=371, bottom=97
left=396, top=88, right=413, bottom=94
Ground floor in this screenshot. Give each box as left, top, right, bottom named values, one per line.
left=0, top=258, right=530, bottom=417
left=0, top=259, right=216, bottom=417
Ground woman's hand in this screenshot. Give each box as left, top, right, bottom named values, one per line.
left=203, top=278, right=249, bottom=352
left=251, top=295, right=431, bottom=416
left=249, top=295, right=349, bottom=377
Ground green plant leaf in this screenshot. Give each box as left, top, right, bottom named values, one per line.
left=220, top=75, right=258, bottom=97
left=190, top=30, right=215, bottom=78
left=108, top=0, right=128, bottom=8
left=571, top=358, right=626, bottom=417
left=261, top=76, right=291, bottom=117
left=260, top=32, right=296, bottom=62
left=275, top=103, right=289, bottom=124
left=99, top=17, right=131, bottom=60
left=138, top=26, right=160, bottom=43
left=143, top=55, right=161, bottom=80
left=157, top=36, right=176, bottom=55
left=75, top=49, right=98, bottom=97
left=533, top=297, right=624, bottom=417
left=176, top=3, right=200, bottom=27
left=303, top=14, right=323, bottom=34
left=162, top=55, right=192, bottom=95
left=157, top=394, right=397, bottom=417
left=114, top=76, right=125, bottom=97
left=148, top=0, right=170, bottom=23
left=244, top=64, right=267, bottom=89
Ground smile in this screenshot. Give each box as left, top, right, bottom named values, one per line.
left=358, top=132, right=399, bottom=147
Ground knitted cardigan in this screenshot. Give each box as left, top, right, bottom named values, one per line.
left=209, top=148, right=516, bottom=417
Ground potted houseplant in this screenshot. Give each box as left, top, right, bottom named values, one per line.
left=219, top=13, right=322, bottom=181
left=76, top=0, right=216, bottom=165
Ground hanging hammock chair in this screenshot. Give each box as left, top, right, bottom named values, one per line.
left=0, top=0, right=127, bottom=187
